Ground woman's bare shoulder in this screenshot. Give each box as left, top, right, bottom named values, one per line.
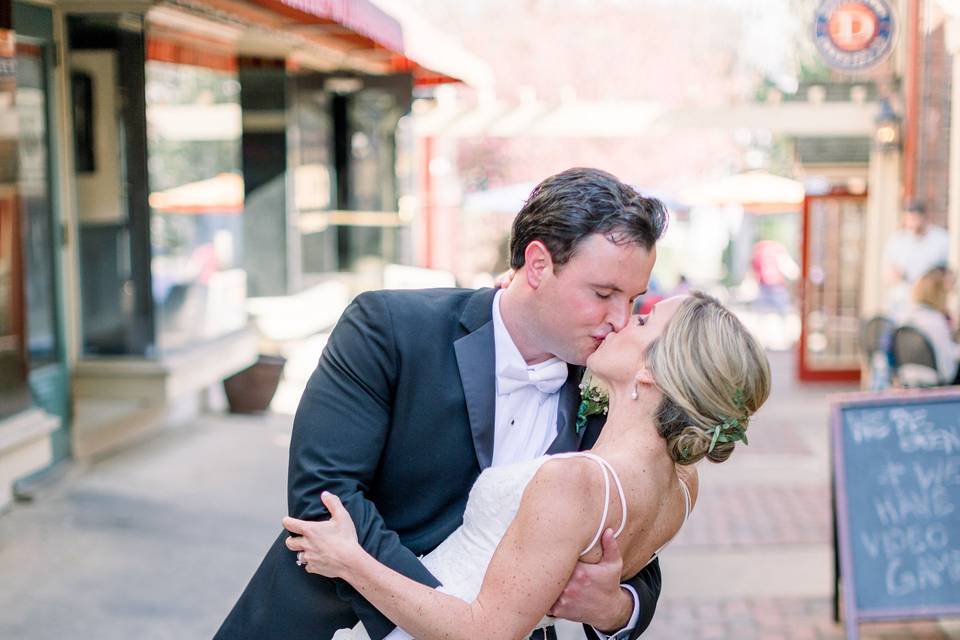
left=531, top=455, right=607, bottom=501
left=519, top=456, right=608, bottom=534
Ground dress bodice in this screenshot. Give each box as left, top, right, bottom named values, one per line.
left=335, top=452, right=693, bottom=639
left=333, top=456, right=554, bottom=640
left=421, top=455, right=555, bottom=605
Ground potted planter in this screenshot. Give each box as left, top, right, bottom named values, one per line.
left=223, top=354, right=287, bottom=414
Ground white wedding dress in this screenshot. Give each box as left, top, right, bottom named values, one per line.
left=332, top=452, right=692, bottom=640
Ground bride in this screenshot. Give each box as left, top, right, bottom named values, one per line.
left=284, top=292, right=770, bottom=640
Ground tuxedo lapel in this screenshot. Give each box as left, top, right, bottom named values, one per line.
left=547, top=365, right=587, bottom=454
left=454, top=289, right=498, bottom=470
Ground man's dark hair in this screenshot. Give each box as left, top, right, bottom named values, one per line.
left=509, top=167, right=668, bottom=270
left=905, top=200, right=927, bottom=215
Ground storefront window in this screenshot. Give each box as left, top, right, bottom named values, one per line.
left=338, top=87, right=403, bottom=271
left=295, top=77, right=410, bottom=278
left=146, top=56, right=246, bottom=352
left=0, top=190, right=29, bottom=418
left=240, top=62, right=296, bottom=297
left=17, top=41, right=59, bottom=368
left=69, top=14, right=151, bottom=357
left=349, top=88, right=400, bottom=211
left=290, top=76, right=337, bottom=280
left=0, top=27, right=31, bottom=418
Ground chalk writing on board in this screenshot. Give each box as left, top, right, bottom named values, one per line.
left=872, top=487, right=953, bottom=525
left=914, top=458, right=960, bottom=491
left=884, top=550, right=960, bottom=597
left=860, top=523, right=950, bottom=558
left=847, top=409, right=891, bottom=444
left=889, top=408, right=960, bottom=455
left=876, top=461, right=907, bottom=486
left=858, top=445, right=960, bottom=597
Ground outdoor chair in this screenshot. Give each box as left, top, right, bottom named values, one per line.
left=890, top=325, right=941, bottom=388
left=861, top=315, right=895, bottom=354
left=860, top=315, right=895, bottom=390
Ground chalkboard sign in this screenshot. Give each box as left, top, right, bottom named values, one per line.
left=831, top=388, right=960, bottom=640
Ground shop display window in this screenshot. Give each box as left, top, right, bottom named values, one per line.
left=17, top=40, right=59, bottom=369
left=0, top=27, right=31, bottom=418
left=69, top=14, right=153, bottom=356
left=146, top=55, right=246, bottom=352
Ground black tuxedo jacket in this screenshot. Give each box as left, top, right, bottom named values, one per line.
left=215, top=288, right=661, bottom=640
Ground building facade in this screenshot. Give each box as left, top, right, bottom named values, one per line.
left=0, top=0, right=486, bottom=509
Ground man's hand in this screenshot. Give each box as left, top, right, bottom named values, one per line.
left=549, top=529, right=633, bottom=632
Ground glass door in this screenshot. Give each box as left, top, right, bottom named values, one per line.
left=14, top=2, right=70, bottom=462
left=0, top=25, right=31, bottom=419
left=798, top=192, right=866, bottom=382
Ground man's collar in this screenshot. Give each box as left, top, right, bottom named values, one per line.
left=458, top=288, right=498, bottom=332
left=492, top=290, right=525, bottom=379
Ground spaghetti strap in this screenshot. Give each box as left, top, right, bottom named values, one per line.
left=552, top=452, right=628, bottom=557
left=677, top=466, right=696, bottom=525
left=644, top=465, right=698, bottom=567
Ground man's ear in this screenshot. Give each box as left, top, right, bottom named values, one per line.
left=523, top=241, right=553, bottom=289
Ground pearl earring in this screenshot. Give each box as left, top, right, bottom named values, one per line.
left=631, top=384, right=639, bottom=401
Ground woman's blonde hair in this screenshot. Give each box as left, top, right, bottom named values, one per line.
left=912, top=266, right=949, bottom=314
left=645, top=292, right=771, bottom=465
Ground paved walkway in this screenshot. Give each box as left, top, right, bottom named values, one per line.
left=1, top=347, right=958, bottom=639
left=0, top=412, right=291, bottom=639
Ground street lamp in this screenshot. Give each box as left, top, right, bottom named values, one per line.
left=874, top=99, right=902, bottom=151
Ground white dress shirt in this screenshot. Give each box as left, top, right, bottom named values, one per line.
left=385, top=291, right=639, bottom=639
left=491, top=290, right=566, bottom=466
left=883, top=225, right=950, bottom=313
left=884, top=225, right=950, bottom=283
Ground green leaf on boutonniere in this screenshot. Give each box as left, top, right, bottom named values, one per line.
left=575, top=371, right=609, bottom=434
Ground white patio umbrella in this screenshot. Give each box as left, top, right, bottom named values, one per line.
left=681, top=170, right=805, bottom=214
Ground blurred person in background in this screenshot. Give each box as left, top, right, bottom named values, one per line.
left=883, top=201, right=949, bottom=314
left=632, top=275, right=664, bottom=315
left=671, top=274, right=691, bottom=296
left=896, top=266, right=960, bottom=385
left=749, top=239, right=798, bottom=315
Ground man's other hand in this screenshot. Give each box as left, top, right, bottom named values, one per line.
left=494, top=269, right=515, bottom=289
left=548, top=529, right=633, bottom=632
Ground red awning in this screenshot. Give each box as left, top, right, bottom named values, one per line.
left=250, top=0, right=403, bottom=52
left=245, top=0, right=490, bottom=87
left=153, top=0, right=491, bottom=87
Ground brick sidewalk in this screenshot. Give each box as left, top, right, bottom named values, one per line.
left=671, top=485, right=832, bottom=548
left=645, top=597, right=953, bottom=640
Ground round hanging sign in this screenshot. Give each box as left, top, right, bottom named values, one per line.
left=813, top=0, right=897, bottom=71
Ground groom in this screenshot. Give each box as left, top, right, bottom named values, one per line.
left=216, top=168, right=666, bottom=640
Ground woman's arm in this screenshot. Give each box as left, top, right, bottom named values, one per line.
left=286, top=458, right=605, bottom=640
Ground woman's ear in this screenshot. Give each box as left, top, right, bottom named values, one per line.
left=635, top=368, right=656, bottom=387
